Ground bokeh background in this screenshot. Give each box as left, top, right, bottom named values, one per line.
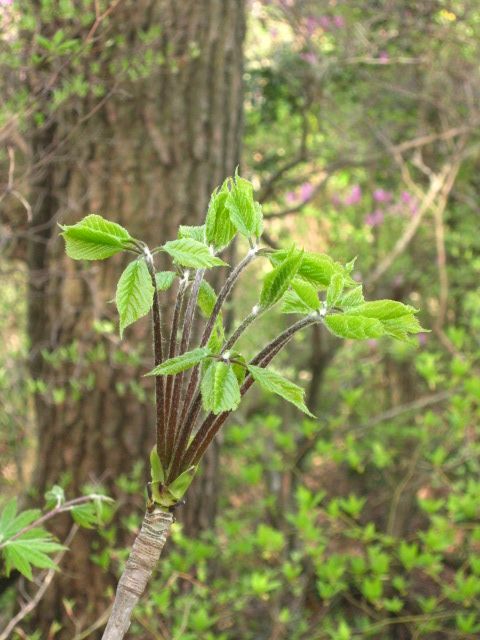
left=1, top=1, right=480, bottom=638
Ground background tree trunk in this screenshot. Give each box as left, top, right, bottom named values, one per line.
left=27, top=1, right=245, bottom=636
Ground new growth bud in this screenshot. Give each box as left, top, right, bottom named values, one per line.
left=143, top=246, right=154, bottom=263
left=222, top=351, right=231, bottom=361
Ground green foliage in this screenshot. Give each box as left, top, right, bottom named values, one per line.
left=225, top=173, right=263, bottom=238
left=201, top=361, right=241, bottom=415
left=197, top=280, right=218, bottom=317
left=0, top=499, right=63, bottom=581
left=146, top=347, right=210, bottom=376
left=247, top=365, right=314, bottom=417
left=115, top=258, right=154, bottom=337
left=324, top=314, right=385, bottom=340
left=155, top=271, right=176, bottom=291
left=205, top=181, right=238, bottom=249
left=272, top=251, right=350, bottom=288
left=178, top=225, right=206, bottom=243
left=60, top=214, right=133, bottom=260
left=150, top=447, right=165, bottom=484
left=162, top=238, right=228, bottom=268
left=260, top=247, right=303, bottom=308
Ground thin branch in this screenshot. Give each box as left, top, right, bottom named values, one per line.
left=181, top=316, right=317, bottom=470
left=220, top=309, right=260, bottom=354
left=0, top=527, right=78, bottom=640
left=366, top=166, right=450, bottom=285
left=144, top=251, right=166, bottom=465
left=200, top=251, right=258, bottom=349
left=0, top=496, right=110, bottom=549
left=164, top=276, right=189, bottom=455
left=170, top=251, right=259, bottom=475
left=166, top=270, right=204, bottom=461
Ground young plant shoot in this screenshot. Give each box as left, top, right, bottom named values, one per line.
left=60, top=172, right=425, bottom=639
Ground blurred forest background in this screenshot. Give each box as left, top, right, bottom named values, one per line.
left=1, top=1, right=480, bottom=639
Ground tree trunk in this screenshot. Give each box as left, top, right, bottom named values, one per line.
left=26, top=1, right=245, bottom=636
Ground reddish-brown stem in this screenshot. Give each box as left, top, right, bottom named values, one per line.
left=166, top=270, right=204, bottom=463
left=164, top=277, right=188, bottom=457
left=180, top=316, right=317, bottom=470
left=145, top=253, right=166, bottom=466
left=175, top=251, right=258, bottom=455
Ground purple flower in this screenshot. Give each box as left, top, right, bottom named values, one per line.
left=344, top=184, right=362, bottom=205
left=300, top=182, right=314, bottom=202
left=333, top=15, right=345, bottom=28
left=378, top=51, right=389, bottom=64
left=285, top=191, right=297, bottom=205
left=300, top=52, right=317, bottom=65
left=400, top=191, right=412, bottom=203
left=364, top=210, right=384, bottom=227
left=305, top=17, right=319, bottom=35
left=417, top=333, right=428, bottom=346
left=0, top=0, right=13, bottom=5
left=373, top=188, right=392, bottom=203
left=319, top=16, right=331, bottom=30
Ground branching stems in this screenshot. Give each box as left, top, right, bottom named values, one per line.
left=164, top=275, right=189, bottom=459
left=144, top=250, right=166, bottom=465
left=166, top=270, right=204, bottom=463
left=179, top=315, right=318, bottom=471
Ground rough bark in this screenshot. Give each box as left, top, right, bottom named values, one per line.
left=26, top=1, right=245, bottom=636
left=102, top=509, right=173, bottom=640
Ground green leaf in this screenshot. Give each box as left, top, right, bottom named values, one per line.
left=247, top=365, right=315, bottom=417
left=3, top=533, right=65, bottom=580
left=260, top=248, right=303, bottom=308
left=3, top=544, right=33, bottom=580
left=146, top=347, right=210, bottom=376
left=324, top=314, right=385, bottom=340
left=339, top=285, right=364, bottom=309
left=291, top=278, right=320, bottom=310
left=178, top=224, right=206, bottom=243
left=271, top=251, right=351, bottom=288
left=230, top=352, right=247, bottom=385
left=162, top=238, right=228, bottom=268
left=345, top=257, right=357, bottom=273
left=206, top=316, right=225, bottom=355
left=326, top=273, right=345, bottom=308
left=197, top=281, right=218, bottom=317
left=115, top=259, right=154, bottom=337
left=0, top=499, right=42, bottom=541
left=348, top=300, right=418, bottom=320
left=71, top=499, right=112, bottom=529
left=201, top=361, right=241, bottom=414
left=0, top=498, right=18, bottom=537
left=150, top=447, right=165, bottom=484
left=281, top=289, right=315, bottom=315
left=168, top=466, right=197, bottom=501
left=205, top=182, right=237, bottom=249
left=382, top=314, right=425, bottom=341
left=44, top=485, right=65, bottom=508
left=60, top=214, right=132, bottom=260
left=155, top=271, right=176, bottom=291
left=225, top=173, right=261, bottom=238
